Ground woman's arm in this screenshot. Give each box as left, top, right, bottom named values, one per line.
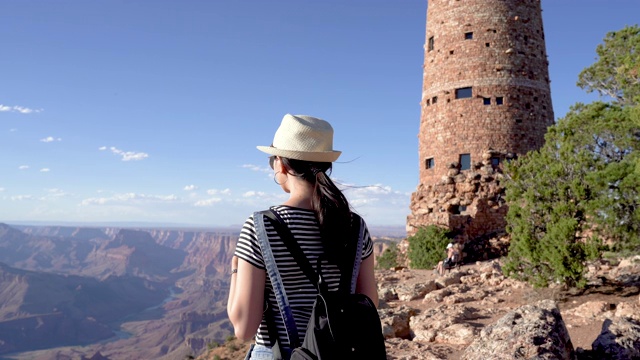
left=227, top=256, right=266, bottom=341
left=356, top=254, right=379, bottom=308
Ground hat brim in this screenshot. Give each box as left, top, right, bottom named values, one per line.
left=257, top=145, right=341, bottom=163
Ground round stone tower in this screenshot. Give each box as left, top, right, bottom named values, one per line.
left=407, top=0, right=555, bottom=246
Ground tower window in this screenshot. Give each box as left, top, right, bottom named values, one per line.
left=425, top=158, right=435, bottom=169
left=451, top=205, right=466, bottom=215
left=432, top=96, right=438, bottom=104
left=496, top=96, right=504, bottom=105
left=428, top=36, right=434, bottom=51
left=485, top=42, right=490, bottom=47
left=426, top=98, right=430, bottom=106
left=483, top=97, right=491, bottom=105
left=455, top=87, right=472, bottom=99
left=459, top=154, right=471, bottom=170
left=516, top=119, right=522, bottom=123
left=464, top=32, right=473, bottom=40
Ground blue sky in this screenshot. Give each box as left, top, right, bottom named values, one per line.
left=1, top=1, right=638, bottom=228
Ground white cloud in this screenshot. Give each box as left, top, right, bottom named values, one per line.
left=102, top=146, right=149, bottom=161
left=194, top=198, right=222, bottom=207
left=243, top=191, right=267, bottom=198
left=0, top=104, right=42, bottom=114
left=335, top=183, right=412, bottom=225
left=192, top=189, right=232, bottom=207
left=184, top=185, right=198, bottom=191
left=40, top=168, right=50, bottom=172
left=37, top=188, right=70, bottom=201
left=11, top=195, right=34, bottom=201
left=40, top=136, right=62, bottom=142
left=80, top=192, right=179, bottom=206
left=18, top=165, right=29, bottom=170
left=207, top=188, right=231, bottom=196
left=100, top=146, right=149, bottom=161
left=0, top=188, right=5, bottom=192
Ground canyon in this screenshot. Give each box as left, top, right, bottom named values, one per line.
left=0, top=222, right=402, bottom=360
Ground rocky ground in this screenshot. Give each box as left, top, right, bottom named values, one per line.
left=200, top=256, right=640, bottom=360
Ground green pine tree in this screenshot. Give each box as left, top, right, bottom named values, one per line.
left=407, top=225, right=451, bottom=269
left=503, top=26, right=640, bottom=288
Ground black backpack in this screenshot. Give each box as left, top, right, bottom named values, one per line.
left=257, top=209, right=386, bottom=360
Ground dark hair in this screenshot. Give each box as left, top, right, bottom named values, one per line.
left=280, top=158, right=352, bottom=257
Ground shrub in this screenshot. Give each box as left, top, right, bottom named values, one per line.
left=407, top=225, right=451, bottom=269
left=375, top=243, right=399, bottom=269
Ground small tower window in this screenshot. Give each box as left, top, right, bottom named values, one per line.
left=464, top=32, right=473, bottom=40
left=432, top=96, right=438, bottom=104
left=428, top=36, right=434, bottom=51
left=426, top=98, right=431, bottom=106
left=485, top=42, right=490, bottom=47
left=451, top=205, right=467, bottom=215
left=459, top=154, right=471, bottom=170
left=455, top=87, right=472, bottom=99
left=425, top=158, right=435, bottom=169
left=516, top=119, right=522, bottom=123
left=483, top=97, right=491, bottom=105
left=496, top=96, right=504, bottom=105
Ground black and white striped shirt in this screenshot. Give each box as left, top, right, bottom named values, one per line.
left=234, top=205, right=373, bottom=348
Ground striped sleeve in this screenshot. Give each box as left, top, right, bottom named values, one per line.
left=360, top=217, right=374, bottom=260
left=234, top=215, right=265, bottom=270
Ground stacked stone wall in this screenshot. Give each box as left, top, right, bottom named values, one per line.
left=407, top=150, right=508, bottom=245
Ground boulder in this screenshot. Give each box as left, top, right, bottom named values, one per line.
left=378, top=305, right=417, bottom=339
left=396, top=280, right=438, bottom=301
left=460, top=300, right=575, bottom=360
left=591, top=317, right=640, bottom=360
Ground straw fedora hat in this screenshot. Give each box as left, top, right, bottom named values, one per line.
left=257, top=114, right=341, bottom=162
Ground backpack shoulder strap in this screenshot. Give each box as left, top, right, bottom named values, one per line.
left=253, top=210, right=300, bottom=352
left=347, top=212, right=365, bottom=294
left=263, top=209, right=327, bottom=293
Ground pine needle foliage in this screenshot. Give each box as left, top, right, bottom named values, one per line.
left=503, top=26, right=640, bottom=288
left=375, top=243, right=399, bottom=270
left=407, top=225, right=451, bottom=269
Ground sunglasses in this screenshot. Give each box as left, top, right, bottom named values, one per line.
left=269, top=156, right=277, bottom=169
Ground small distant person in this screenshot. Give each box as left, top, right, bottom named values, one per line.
left=436, top=242, right=460, bottom=276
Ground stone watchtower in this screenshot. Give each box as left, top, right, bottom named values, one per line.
left=407, top=0, right=555, bottom=250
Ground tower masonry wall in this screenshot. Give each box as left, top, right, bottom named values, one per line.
left=408, top=0, right=555, bottom=243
